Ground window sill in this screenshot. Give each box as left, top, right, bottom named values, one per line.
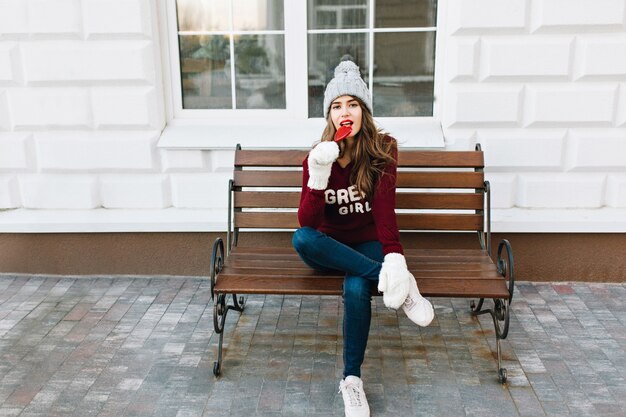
left=157, top=118, right=445, bottom=149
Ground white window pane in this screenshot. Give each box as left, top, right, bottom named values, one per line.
left=308, top=0, right=368, bottom=29
left=307, top=33, right=368, bottom=117
left=235, top=35, right=286, bottom=109
left=176, top=0, right=230, bottom=32
left=375, top=0, right=437, bottom=28
left=373, top=32, right=435, bottom=116
left=233, top=0, right=284, bottom=30
left=179, top=35, right=232, bottom=109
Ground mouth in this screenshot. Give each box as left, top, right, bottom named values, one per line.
left=340, top=120, right=353, bottom=127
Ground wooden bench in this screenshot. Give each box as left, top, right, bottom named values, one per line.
left=210, top=144, right=515, bottom=383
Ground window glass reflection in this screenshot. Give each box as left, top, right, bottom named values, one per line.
left=307, top=33, right=368, bottom=117
left=179, top=35, right=232, bottom=109
left=176, top=0, right=230, bottom=32
left=373, top=32, right=435, bottom=116
left=375, top=0, right=436, bottom=28
left=235, top=35, right=286, bottom=109
left=233, top=0, right=284, bottom=30
left=308, top=0, right=368, bottom=29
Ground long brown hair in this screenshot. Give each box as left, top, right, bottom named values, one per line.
left=320, top=97, right=396, bottom=199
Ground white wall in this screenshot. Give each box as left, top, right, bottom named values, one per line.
left=442, top=0, right=626, bottom=231
left=0, top=0, right=625, bottom=232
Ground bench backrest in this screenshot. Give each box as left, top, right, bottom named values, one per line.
left=229, top=144, right=490, bottom=254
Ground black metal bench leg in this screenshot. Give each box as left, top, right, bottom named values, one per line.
left=472, top=298, right=509, bottom=383
left=210, top=237, right=247, bottom=377
left=212, top=293, right=246, bottom=377
left=471, top=239, right=515, bottom=384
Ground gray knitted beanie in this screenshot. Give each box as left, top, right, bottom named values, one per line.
left=323, top=60, right=372, bottom=119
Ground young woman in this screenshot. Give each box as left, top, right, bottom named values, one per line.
left=292, top=60, right=435, bottom=417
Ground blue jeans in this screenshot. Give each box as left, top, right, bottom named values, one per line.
left=292, top=226, right=383, bottom=378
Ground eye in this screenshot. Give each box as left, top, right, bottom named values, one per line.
left=349, top=102, right=359, bottom=108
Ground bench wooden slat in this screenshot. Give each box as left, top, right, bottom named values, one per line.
left=235, top=149, right=308, bottom=166
left=234, top=171, right=485, bottom=189
left=397, top=151, right=484, bottom=168
left=396, top=193, right=483, bottom=210
left=235, top=191, right=484, bottom=210
left=397, top=172, right=484, bottom=188
left=234, top=212, right=484, bottom=231
left=214, top=276, right=508, bottom=298
left=229, top=247, right=488, bottom=256
left=220, top=266, right=500, bottom=279
left=234, top=171, right=301, bottom=187
left=228, top=247, right=493, bottom=261
left=235, top=149, right=484, bottom=169
left=225, top=259, right=497, bottom=272
left=226, top=257, right=494, bottom=270
left=235, top=191, right=301, bottom=208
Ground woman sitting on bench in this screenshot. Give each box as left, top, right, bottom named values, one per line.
left=292, top=59, right=434, bottom=417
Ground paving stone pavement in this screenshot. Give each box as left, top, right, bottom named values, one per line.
left=0, top=275, right=625, bottom=416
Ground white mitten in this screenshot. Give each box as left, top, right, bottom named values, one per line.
left=377, top=253, right=411, bottom=309
left=307, top=141, right=339, bottom=190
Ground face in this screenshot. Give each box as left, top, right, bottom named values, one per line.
left=329, top=95, right=363, bottom=139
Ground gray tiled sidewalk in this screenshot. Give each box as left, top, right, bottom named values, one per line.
left=0, top=275, right=625, bottom=417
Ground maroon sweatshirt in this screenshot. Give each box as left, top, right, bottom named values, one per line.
left=297, top=140, right=403, bottom=255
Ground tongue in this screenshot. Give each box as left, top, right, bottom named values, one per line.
left=334, top=125, right=352, bottom=142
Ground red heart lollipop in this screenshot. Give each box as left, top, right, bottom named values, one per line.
left=334, top=125, right=352, bottom=142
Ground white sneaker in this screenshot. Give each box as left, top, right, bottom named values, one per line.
left=339, top=376, right=370, bottom=417
left=402, top=274, right=434, bottom=327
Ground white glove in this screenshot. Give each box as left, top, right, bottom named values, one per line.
left=307, top=141, right=339, bottom=190
left=377, top=253, right=411, bottom=309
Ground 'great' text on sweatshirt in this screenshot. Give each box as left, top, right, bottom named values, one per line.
left=297, top=139, right=403, bottom=255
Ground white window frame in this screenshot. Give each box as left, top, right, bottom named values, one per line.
left=157, top=0, right=447, bottom=149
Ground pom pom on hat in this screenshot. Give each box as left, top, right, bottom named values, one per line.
left=323, top=60, right=372, bottom=118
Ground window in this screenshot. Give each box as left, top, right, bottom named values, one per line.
left=307, top=0, right=437, bottom=117
left=170, top=0, right=438, bottom=119
left=176, top=0, right=286, bottom=110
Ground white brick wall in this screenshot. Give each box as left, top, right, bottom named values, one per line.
left=517, top=174, right=606, bottom=208
left=20, top=175, right=99, bottom=209
left=0, top=1, right=28, bottom=35
left=444, top=0, right=626, bottom=224
left=28, top=0, right=82, bottom=36
left=0, top=91, right=10, bottom=129
left=485, top=173, right=517, bottom=209
left=448, top=0, right=527, bottom=33
left=574, top=35, right=626, bottom=79
left=9, top=88, right=92, bottom=128
left=171, top=173, right=231, bottom=209
left=524, top=85, right=617, bottom=126
left=480, top=37, right=572, bottom=79
left=617, top=83, right=626, bottom=126
left=22, top=41, right=154, bottom=83
left=0, top=43, right=19, bottom=84
left=606, top=175, right=626, bottom=207
left=0, top=176, right=19, bottom=208
left=160, top=150, right=206, bottom=172
left=447, top=87, right=522, bottom=126
left=480, top=130, right=565, bottom=170
left=531, top=0, right=625, bottom=31
left=92, top=87, right=159, bottom=128
left=0, top=0, right=625, bottom=232
left=566, top=130, right=626, bottom=170
left=446, top=38, right=478, bottom=81
left=83, top=0, right=150, bottom=38
left=0, top=132, right=31, bottom=170
left=35, top=131, right=157, bottom=171
left=100, top=174, right=170, bottom=208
